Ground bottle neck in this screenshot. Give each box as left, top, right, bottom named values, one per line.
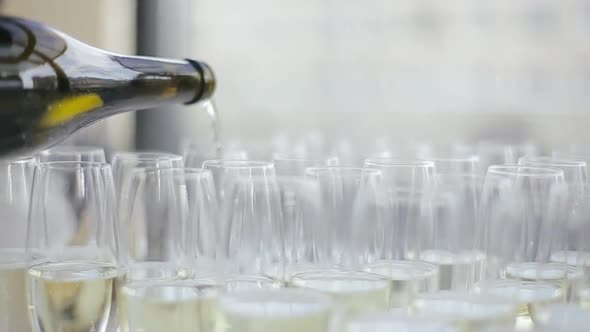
left=57, top=49, right=214, bottom=111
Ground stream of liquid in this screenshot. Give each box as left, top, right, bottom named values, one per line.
left=203, top=100, right=223, bottom=158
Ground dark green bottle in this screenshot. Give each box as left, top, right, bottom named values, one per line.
left=0, top=16, right=216, bottom=156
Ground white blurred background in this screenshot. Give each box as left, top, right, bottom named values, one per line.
left=4, top=0, right=590, bottom=156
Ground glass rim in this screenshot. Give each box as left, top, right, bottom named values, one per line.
left=39, top=145, right=105, bottom=154
left=290, top=269, right=390, bottom=282
left=428, top=155, right=480, bottom=163
left=345, top=312, right=452, bottom=328
left=219, top=287, right=334, bottom=307
left=112, top=151, right=183, bottom=161
left=0, top=156, right=37, bottom=164
left=36, top=161, right=111, bottom=170
left=487, top=165, right=564, bottom=177
left=304, top=166, right=381, bottom=176
left=202, top=159, right=274, bottom=170
left=364, top=158, right=435, bottom=168
left=140, top=167, right=211, bottom=174
left=520, top=157, right=587, bottom=168
left=272, top=153, right=338, bottom=163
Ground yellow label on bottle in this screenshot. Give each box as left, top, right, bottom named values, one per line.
left=39, top=93, right=104, bottom=128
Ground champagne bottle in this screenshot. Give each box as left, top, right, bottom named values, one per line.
left=0, top=16, right=215, bottom=156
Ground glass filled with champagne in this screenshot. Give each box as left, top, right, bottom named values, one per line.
left=217, top=288, right=333, bottom=332
left=478, top=165, right=567, bottom=329
left=288, top=270, right=391, bottom=316
left=0, top=156, right=36, bottom=332
left=116, top=167, right=220, bottom=332
left=26, top=161, right=123, bottom=332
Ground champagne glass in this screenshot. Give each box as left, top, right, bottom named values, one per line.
left=38, top=145, right=106, bottom=162
left=26, top=161, right=121, bottom=332
left=535, top=303, right=590, bottom=332
left=518, top=157, right=588, bottom=279
left=117, top=167, right=219, bottom=332
left=111, top=151, right=183, bottom=194
left=0, top=156, right=35, bottom=332
left=411, top=291, right=519, bottom=331
left=217, top=289, right=333, bottom=332
left=111, top=152, right=183, bottom=232
left=477, top=165, right=568, bottom=328
left=421, top=156, right=484, bottom=291
left=203, top=160, right=284, bottom=284
left=286, top=167, right=392, bottom=318
left=354, top=159, right=439, bottom=308
left=273, top=154, right=338, bottom=177
left=345, top=312, right=457, bottom=332
left=181, top=141, right=248, bottom=168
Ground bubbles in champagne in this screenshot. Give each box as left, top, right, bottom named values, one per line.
left=420, top=250, right=485, bottom=292
left=364, top=260, right=439, bottom=308
left=0, top=249, right=30, bottom=332
left=118, top=280, right=218, bottom=332
left=412, top=291, right=518, bottom=331
left=27, top=261, right=121, bottom=332
left=475, top=279, right=565, bottom=329
left=218, top=289, right=332, bottom=332
left=288, top=270, right=391, bottom=315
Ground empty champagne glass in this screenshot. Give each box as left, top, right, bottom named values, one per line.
left=0, top=156, right=35, bottom=332
left=203, top=160, right=284, bottom=284
left=275, top=175, right=323, bottom=278
left=26, top=161, right=121, bottom=332
left=455, top=143, right=517, bottom=174
left=477, top=165, right=568, bottom=327
left=303, top=167, right=375, bottom=267
left=354, top=159, right=439, bottom=308
left=181, top=141, right=248, bottom=168
left=216, top=288, right=333, bottom=332
left=117, top=167, right=219, bottom=332
left=37, top=145, right=106, bottom=163
left=111, top=151, right=183, bottom=194
left=112, top=152, right=184, bottom=235
left=273, top=154, right=338, bottom=177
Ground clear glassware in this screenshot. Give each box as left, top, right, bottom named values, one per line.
left=411, top=291, right=519, bottom=331
left=217, top=288, right=333, bottom=332
left=117, top=167, right=219, bottom=332
left=534, top=303, right=590, bottom=332
left=274, top=175, right=323, bottom=278
left=203, top=160, right=284, bottom=283
left=181, top=141, right=248, bottom=168
left=289, top=270, right=391, bottom=318
left=421, top=156, right=484, bottom=292
left=273, top=154, right=338, bottom=177
left=455, top=142, right=517, bottom=174
left=111, top=152, right=183, bottom=193
left=477, top=165, right=569, bottom=328
left=111, top=152, right=184, bottom=229
left=37, top=145, right=106, bottom=162
left=303, top=167, right=376, bottom=268
left=0, top=156, right=36, bottom=332
left=119, top=279, right=218, bottom=332
left=118, top=168, right=215, bottom=281
left=344, top=312, right=457, bottom=332
left=26, top=161, right=121, bottom=332
left=518, top=157, right=588, bottom=271
left=354, top=160, right=439, bottom=308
